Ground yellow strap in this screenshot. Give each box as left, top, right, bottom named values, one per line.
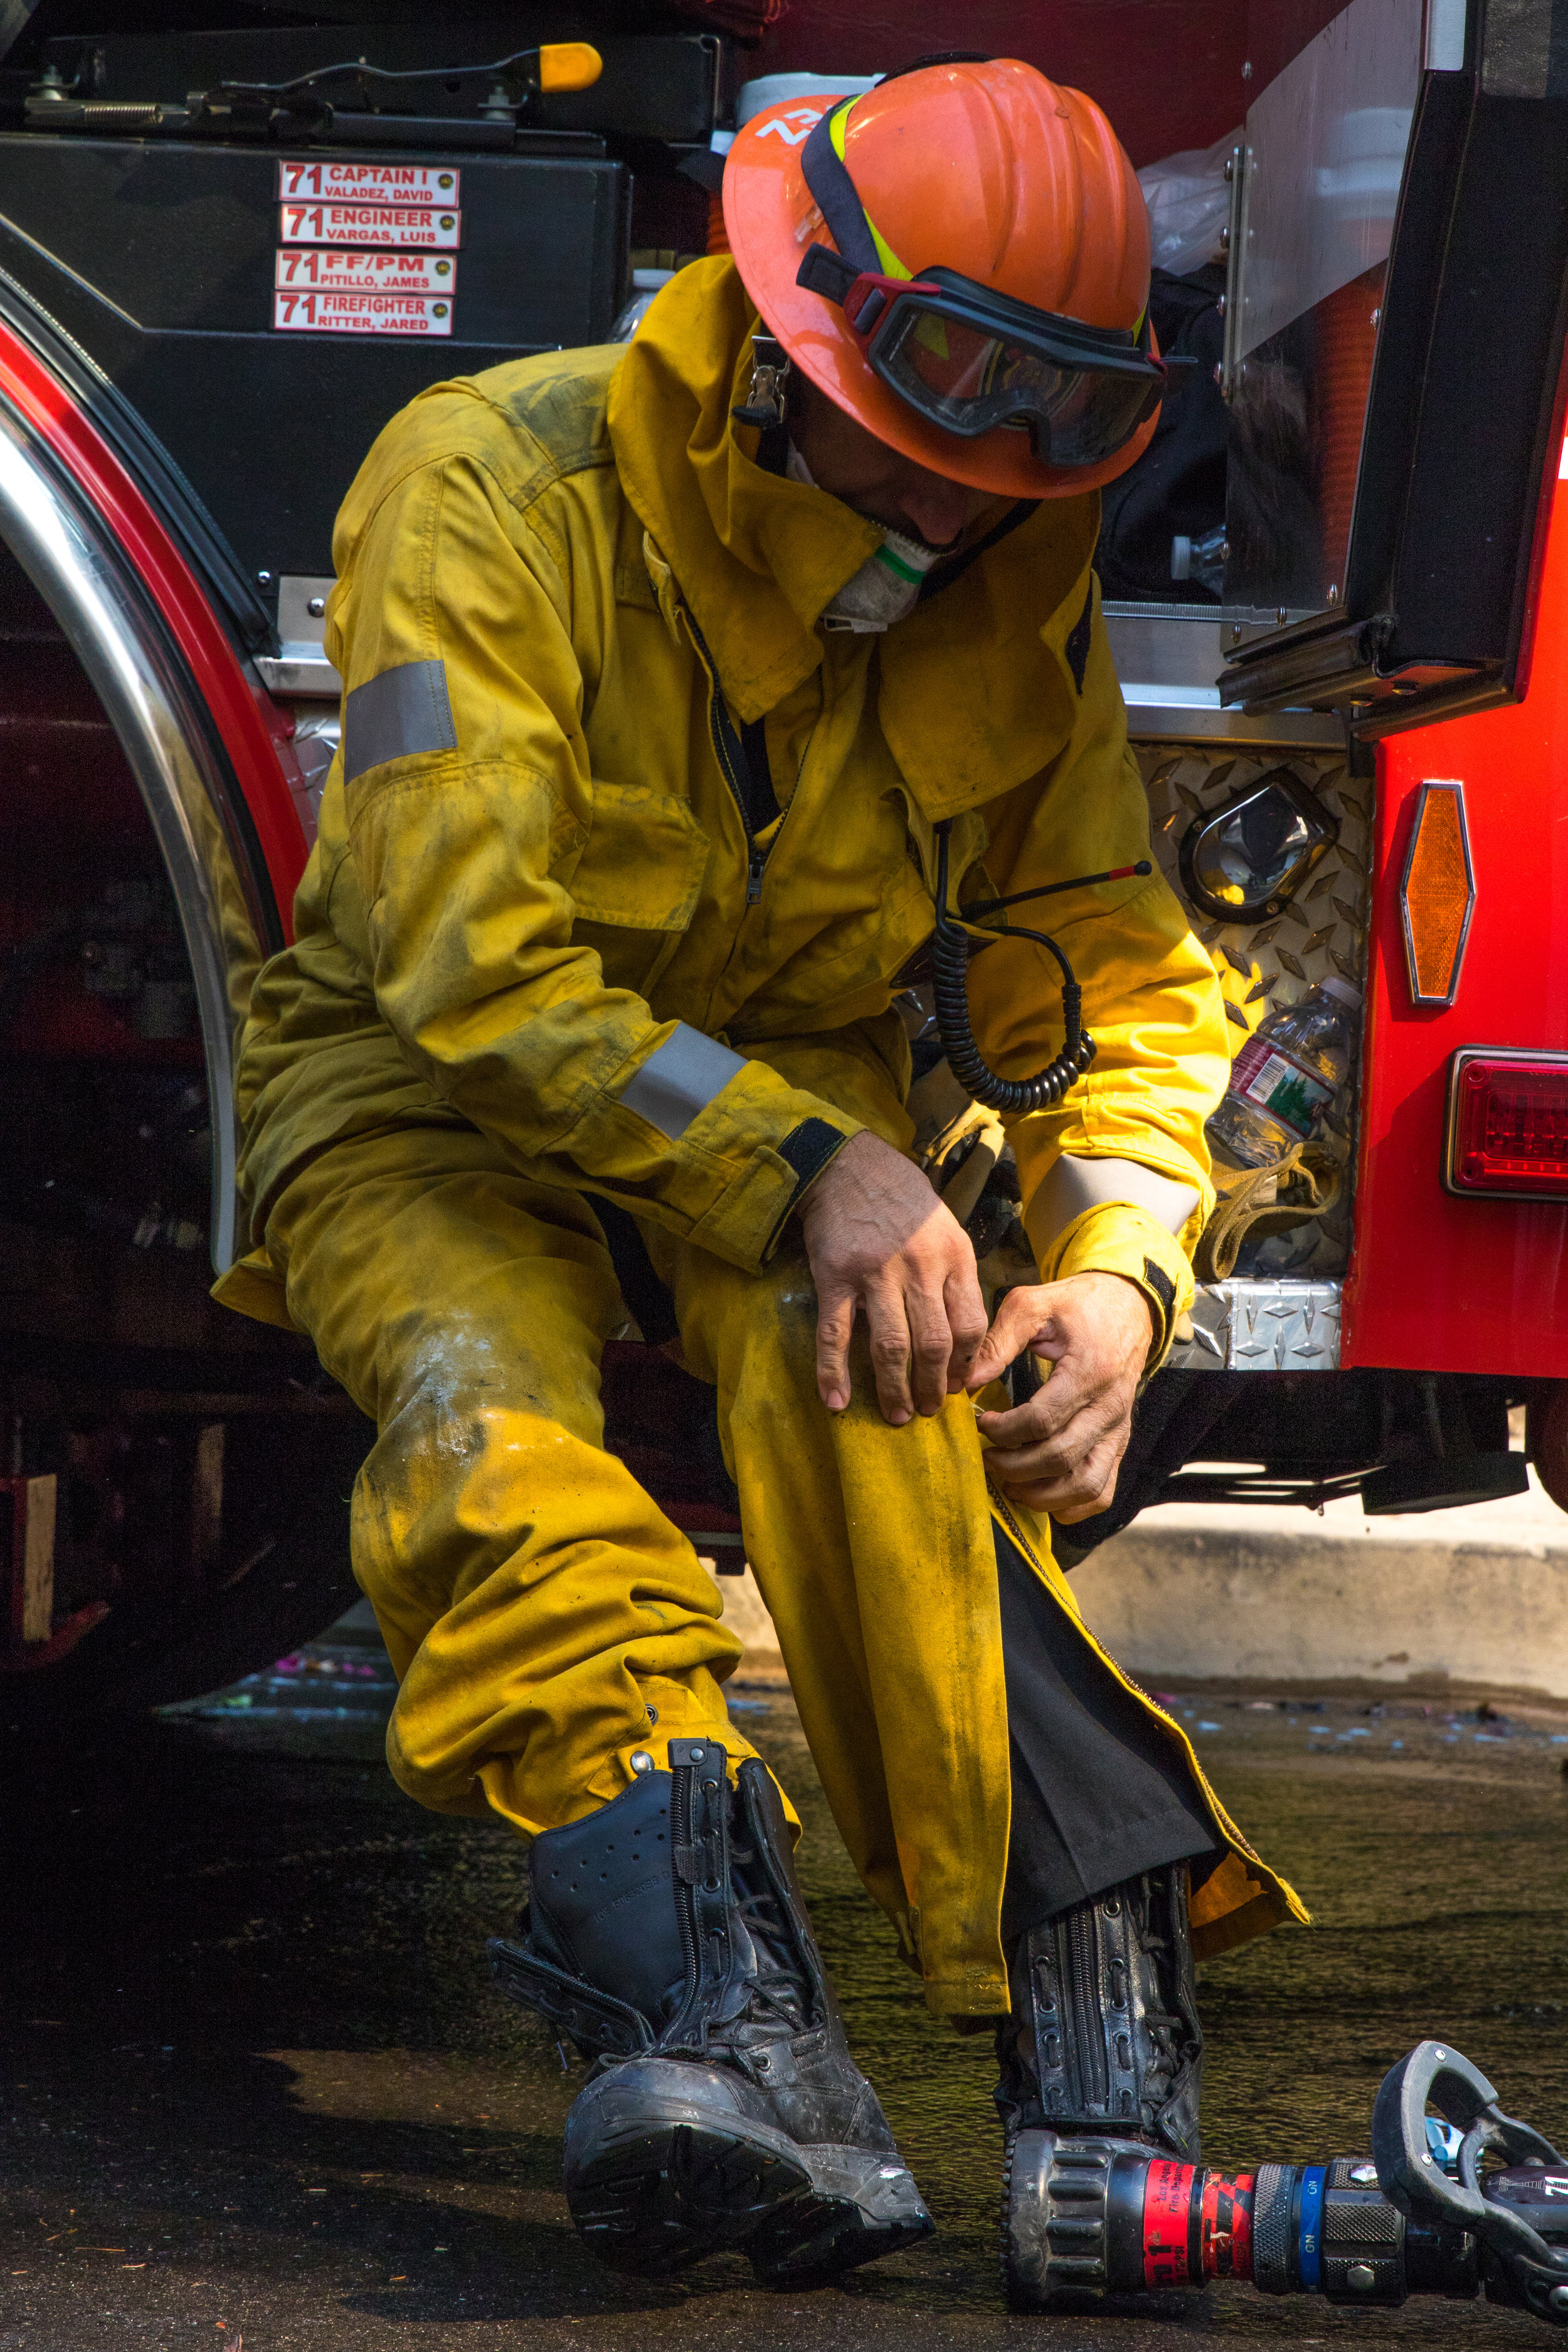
left=829, top=98, right=913, bottom=282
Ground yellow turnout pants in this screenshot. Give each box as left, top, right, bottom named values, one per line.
left=249, top=1123, right=1301, bottom=2016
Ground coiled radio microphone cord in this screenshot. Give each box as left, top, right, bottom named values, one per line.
left=930, top=819, right=1152, bottom=1116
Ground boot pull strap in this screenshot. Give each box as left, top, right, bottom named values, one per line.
left=672, top=1778, right=725, bottom=1886
left=487, top=1936, right=654, bottom=2058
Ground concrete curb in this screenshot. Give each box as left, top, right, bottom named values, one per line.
left=1073, top=1532, right=1568, bottom=1701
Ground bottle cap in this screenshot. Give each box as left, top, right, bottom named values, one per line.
left=1319, top=975, right=1363, bottom=1009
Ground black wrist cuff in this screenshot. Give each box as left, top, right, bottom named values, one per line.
left=762, top=1118, right=855, bottom=1261
left=777, top=1117, right=851, bottom=1189
left=1137, top=1254, right=1178, bottom=1374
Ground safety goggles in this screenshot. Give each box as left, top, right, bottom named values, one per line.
left=795, top=101, right=1171, bottom=468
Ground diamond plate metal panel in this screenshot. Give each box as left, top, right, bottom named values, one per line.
left=1167, top=1278, right=1342, bottom=1372
left=1138, top=741, right=1369, bottom=1281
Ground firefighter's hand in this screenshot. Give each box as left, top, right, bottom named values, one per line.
left=799, top=1130, right=989, bottom=1424
left=965, top=1273, right=1155, bottom=1522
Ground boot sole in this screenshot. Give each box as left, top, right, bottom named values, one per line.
left=564, top=2064, right=931, bottom=2282
left=750, top=2139, right=933, bottom=2287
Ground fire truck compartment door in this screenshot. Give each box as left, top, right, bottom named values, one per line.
left=1217, top=0, right=1568, bottom=736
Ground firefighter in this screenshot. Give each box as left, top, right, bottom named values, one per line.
left=216, top=58, right=1303, bottom=2292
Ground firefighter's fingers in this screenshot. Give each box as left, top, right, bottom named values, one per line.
left=798, top=1128, right=984, bottom=1422
left=993, top=1345, right=1103, bottom=1447
left=967, top=1281, right=1055, bottom=1392
left=986, top=1421, right=1131, bottom=1522
left=814, top=1281, right=859, bottom=1412
left=863, top=1276, right=916, bottom=1425
left=977, top=1275, right=1150, bottom=1489
left=890, top=1211, right=985, bottom=1414
left=977, top=1379, right=1130, bottom=1485
left=977, top=1381, right=1091, bottom=1456
left=972, top=1272, right=1153, bottom=1436
left=904, top=1272, right=957, bottom=1416
left=943, top=1262, right=991, bottom=1394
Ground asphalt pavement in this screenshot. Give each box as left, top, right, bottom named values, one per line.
left=3, top=1610, right=1567, bottom=2350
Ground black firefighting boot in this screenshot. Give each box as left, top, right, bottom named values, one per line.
left=488, top=1737, right=931, bottom=2284
left=995, top=1865, right=1203, bottom=2308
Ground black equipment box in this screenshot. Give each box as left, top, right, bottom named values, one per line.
left=42, top=21, right=721, bottom=148
left=0, top=132, right=628, bottom=585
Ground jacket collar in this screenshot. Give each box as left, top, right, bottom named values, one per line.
left=606, top=257, right=1105, bottom=822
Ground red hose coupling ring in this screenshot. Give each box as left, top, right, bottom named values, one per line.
left=1143, top=2161, right=1257, bottom=2287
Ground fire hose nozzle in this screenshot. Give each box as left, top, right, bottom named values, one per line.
left=1003, top=2040, right=1568, bottom=2323
left=1375, top=2040, right=1568, bottom=2325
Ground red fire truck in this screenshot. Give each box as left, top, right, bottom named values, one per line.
left=1, top=0, right=1564, bottom=1724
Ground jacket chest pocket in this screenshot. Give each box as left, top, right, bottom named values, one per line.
left=569, top=780, right=710, bottom=995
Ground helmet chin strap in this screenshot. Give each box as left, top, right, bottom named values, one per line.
left=731, top=332, right=792, bottom=428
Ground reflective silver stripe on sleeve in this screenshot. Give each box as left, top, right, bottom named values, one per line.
left=618, top=1024, right=748, bottom=1141
left=342, top=659, right=458, bottom=783
left=1033, top=1154, right=1200, bottom=1251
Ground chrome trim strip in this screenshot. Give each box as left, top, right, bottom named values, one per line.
left=1103, top=605, right=1344, bottom=746
left=1399, top=776, right=1475, bottom=1007
left=1218, top=137, right=1251, bottom=400
left=1443, top=1045, right=1568, bottom=1203
left=1123, top=697, right=1344, bottom=747
left=0, top=408, right=268, bottom=1274
left=255, top=649, right=340, bottom=697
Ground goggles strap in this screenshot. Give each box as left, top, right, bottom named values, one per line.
left=799, top=104, right=884, bottom=279
left=796, top=243, right=859, bottom=304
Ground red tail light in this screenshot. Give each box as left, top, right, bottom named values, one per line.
left=1445, top=1050, right=1568, bottom=1199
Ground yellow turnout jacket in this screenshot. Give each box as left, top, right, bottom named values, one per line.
left=228, top=257, right=1231, bottom=1316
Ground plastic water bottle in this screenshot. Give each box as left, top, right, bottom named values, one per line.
left=1207, top=975, right=1362, bottom=1168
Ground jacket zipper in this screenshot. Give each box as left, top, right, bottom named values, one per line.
left=682, top=605, right=778, bottom=908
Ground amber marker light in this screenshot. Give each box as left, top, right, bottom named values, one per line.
left=539, top=43, right=603, bottom=92
left=1399, top=779, right=1475, bottom=1006
left=1444, top=1049, right=1568, bottom=1200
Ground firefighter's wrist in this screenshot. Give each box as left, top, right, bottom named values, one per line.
left=763, top=1115, right=862, bottom=1254
left=1071, top=1268, right=1157, bottom=1355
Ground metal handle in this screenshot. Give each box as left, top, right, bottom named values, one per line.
left=1372, top=2040, right=1568, bottom=2324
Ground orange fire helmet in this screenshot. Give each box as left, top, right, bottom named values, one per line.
left=722, top=57, right=1163, bottom=500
